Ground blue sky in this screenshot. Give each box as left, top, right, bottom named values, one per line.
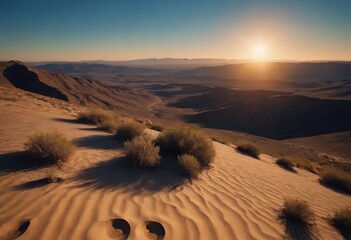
left=0, top=0, right=350, bottom=61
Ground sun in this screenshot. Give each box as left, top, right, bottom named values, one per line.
left=252, top=43, right=268, bottom=60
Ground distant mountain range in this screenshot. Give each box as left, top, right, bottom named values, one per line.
left=0, top=61, right=153, bottom=114
left=179, top=62, right=351, bottom=80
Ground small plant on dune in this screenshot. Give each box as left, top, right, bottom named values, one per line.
left=177, top=154, right=201, bottom=178
left=149, top=123, right=164, bottom=132
left=77, top=108, right=112, bottom=124
left=276, top=158, right=296, bottom=171
left=24, top=132, right=76, bottom=165
left=211, top=136, right=229, bottom=145
left=319, top=168, right=351, bottom=193
left=96, top=117, right=118, bottom=132
left=124, top=135, right=161, bottom=168
left=331, top=208, right=351, bottom=238
left=46, top=167, right=63, bottom=183
left=295, top=159, right=317, bottom=173
left=155, top=126, right=215, bottom=167
left=116, top=122, right=145, bottom=141
left=236, top=143, right=259, bottom=159
left=281, top=198, right=315, bottom=223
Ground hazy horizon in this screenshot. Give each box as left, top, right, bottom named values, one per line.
left=1, top=0, right=350, bottom=61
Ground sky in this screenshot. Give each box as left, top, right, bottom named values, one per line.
left=0, top=0, right=350, bottom=61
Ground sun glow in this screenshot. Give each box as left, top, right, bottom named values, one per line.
left=252, top=43, right=268, bottom=60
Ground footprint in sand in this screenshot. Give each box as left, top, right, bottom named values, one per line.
left=144, top=221, right=165, bottom=240
left=110, top=218, right=131, bottom=240
left=13, top=220, right=30, bottom=239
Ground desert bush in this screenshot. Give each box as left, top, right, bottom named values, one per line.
left=276, top=158, right=296, bottom=171
left=211, top=136, right=229, bottom=145
left=236, top=143, right=259, bottom=159
left=295, top=159, right=317, bottom=173
left=155, top=126, right=215, bottom=166
left=96, top=117, right=118, bottom=132
left=331, top=208, right=351, bottom=237
left=149, top=123, right=164, bottom=132
left=46, top=167, right=63, bottom=183
left=282, top=198, right=314, bottom=223
left=24, top=132, right=76, bottom=165
left=77, top=108, right=111, bottom=124
left=124, top=135, right=160, bottom=168
left=320, top=168, right=351, bottom=193
left=116, top=122, right=145, bottom=141
left=178, top=154, right=201, bottom=178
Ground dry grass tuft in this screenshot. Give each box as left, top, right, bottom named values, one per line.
left=276, top=158, right=296, bottom=171
left=24, top=132, right=76, bottom=165
left=236, top=143, right=259, bottom=159
left=77, top=108, right=111, bottom=124
left=96, top=118, right=118, bottom=132
left=46, top=167, right=64, bottom=183
left=331, top=208, right=351, bottom=239
left=282, top=198, right=315, bottom=223
left=116, top=122, right=145, bottom=141
left=177, top=154, right=201, bottom=178
left=295, top=159, right=317, bottom=173
left=124, top=135, right=161, bottom=168
left=320, top=168, right=351, bottom=193
left=155, top=126, right=215, bottom=167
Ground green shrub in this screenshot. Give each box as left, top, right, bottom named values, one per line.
left=124, top=135, right=160, bottom=168
left=276, top=158, right=296, bottom=171
left=320, top=168, right=351, bottom=193
left=77, top=108, right=111, bottom=124
left=24, top=132, right=76, bottom=165
left=116, top=122, right=145, bottom=141
left=331, top=208, right=351, bottom=238
left=178, top=154, right=201, bottom=178
left=236, top=143, right=259, bottom=159
left=282, top=198, right=314, bottom=223
left=155, top=126, right=215, bottom=166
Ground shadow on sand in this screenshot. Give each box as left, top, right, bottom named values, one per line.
left=74, top=134, right=123, bottom=150
left=0, top=151, right=46, bottom=174
left=53, top=117, right=83, bottom=124
left=277, top=165, right=297, bottom=174
left=278, top=212, right=317, bottom=240
left=14, top=178, right=49, bottom=190
left=74, top=154, right=188, bottom=194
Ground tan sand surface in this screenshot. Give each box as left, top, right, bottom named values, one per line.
left=0, top=88, right=350, bottom=240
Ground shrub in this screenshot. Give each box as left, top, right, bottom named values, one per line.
left=24, top=132, right=76, bottom=165
left=331, top=208, right=351, bottom=238
left=96, top=118, right=118, bottom=132
left=276, top=158, right=296, bottom=171
left=149, top=123, right=164, bottom=132
left=46, top=167, right=63, bottom=183
left=124, top=135, right=161, bottom=168
left=282, top=198, right=314, bottom=223
left=155, top=126, right=215, bottom=166
left=320, top=168, right=351, bottom=193
left=116, top=122, right=145, bottom=141
left=211, top=136, right=229, bottom=145
left=295, top=159, right=317, bottom=173
left=77, top=108, right=111, bottom=124
left=236, top=143, right=259, bottom=159
left=178, top=154, right=201, bottom=178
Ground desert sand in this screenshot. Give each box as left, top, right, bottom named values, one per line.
left=0, top=87, right=350, bottom=240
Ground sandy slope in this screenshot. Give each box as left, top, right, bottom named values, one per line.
left=0, top=89, right=350, bottom=240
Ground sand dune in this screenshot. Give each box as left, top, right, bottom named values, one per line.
left=0, top=88, right=350, bottom=240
